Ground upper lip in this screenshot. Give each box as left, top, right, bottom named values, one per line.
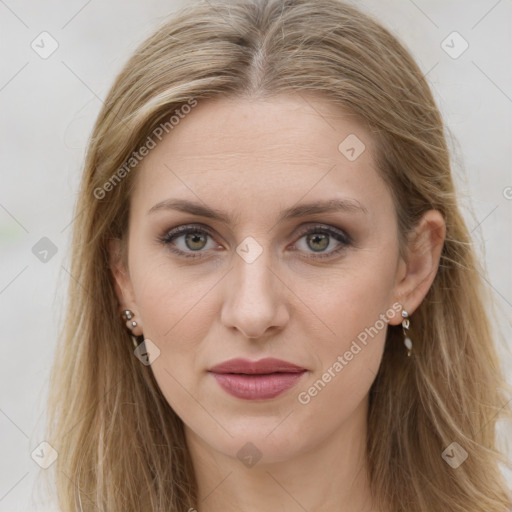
left=208, top=357, right=306, bottom=374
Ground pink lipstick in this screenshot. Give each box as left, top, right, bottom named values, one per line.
left=208, top=357, right=307, bottom=400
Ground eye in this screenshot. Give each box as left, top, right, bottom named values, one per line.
left=291, top=224, right=352, bottom=259
left=159, top=224, right=219, bottom=259
left=158, top=223, right=352, bottom=260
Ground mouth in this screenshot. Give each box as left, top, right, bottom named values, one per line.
left=208, top=358, right=307, bottom=400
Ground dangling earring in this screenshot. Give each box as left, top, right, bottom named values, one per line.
left=121, top=309, right=140, bottom=348
left=401, top=309, right=413, bottom=357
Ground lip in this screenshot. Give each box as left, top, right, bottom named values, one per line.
left=209, top=357, right=306, bottom=374
left=208, top=357, right=307, bottom=400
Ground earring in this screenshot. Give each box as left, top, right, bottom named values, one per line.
left=121, top=309, right=141, bottom=349
left=401, top=309, right=413, bottom=357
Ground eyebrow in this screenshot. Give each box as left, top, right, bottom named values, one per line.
left=147, top=197, right=368, bottom=224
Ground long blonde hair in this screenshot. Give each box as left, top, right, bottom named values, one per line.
left=43, top=0, right=512, bottom=510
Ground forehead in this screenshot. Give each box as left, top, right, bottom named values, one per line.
left=130, top=94, right=391, bottom=226
left=144, top=94, right=371, bottom=161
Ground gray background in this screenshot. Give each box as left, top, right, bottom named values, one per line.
left=0, top=0, right=511, bottom=510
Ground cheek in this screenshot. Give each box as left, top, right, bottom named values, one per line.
left=131, top=246, right=216, bottom=343
left=132, top=261, right=215, bottom=423
left=292, top=254, right=397, bottom=397
left=297, top=255, right=398, bottom=343
left=293, top=273, right=391, bottom=430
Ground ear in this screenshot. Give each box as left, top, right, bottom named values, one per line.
left=109, top=238, right=144, bottom=336
left=388, top=210, right=446, bottom=326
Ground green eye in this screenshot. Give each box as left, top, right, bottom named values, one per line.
left=291, top=225, right=352, bottom=259
left=160, top=224, right=352, bottom=260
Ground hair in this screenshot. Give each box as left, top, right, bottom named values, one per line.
left=42, top=0, right=512, bottom=510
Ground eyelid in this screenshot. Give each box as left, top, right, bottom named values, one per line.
left=289, top=224, right=352, bottom=260
left=158, top=223, right=220, bottom=259
left=159, top=222, right=352, bottom=259
left=294, top=223, right=352, bottom=244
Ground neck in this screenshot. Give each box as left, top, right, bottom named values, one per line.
left=185, top=396, right=381, bottom=512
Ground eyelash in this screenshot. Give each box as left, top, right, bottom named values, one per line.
left=158, top=223, right=352, bottom=260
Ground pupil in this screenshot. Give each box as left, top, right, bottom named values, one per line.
left=186, top=232, right=206, bottom=250
left=308, top=233, right=328, bottom=252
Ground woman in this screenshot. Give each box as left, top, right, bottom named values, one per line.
left=44, top=0, right=512, bottom=510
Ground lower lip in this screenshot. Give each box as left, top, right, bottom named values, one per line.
left=210, top=371, right=307, bottom=400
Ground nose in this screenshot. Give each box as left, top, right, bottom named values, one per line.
left=220, top=247, right=289, bottom=340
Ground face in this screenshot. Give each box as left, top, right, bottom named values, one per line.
left=112, top=94, right=410, bottom=465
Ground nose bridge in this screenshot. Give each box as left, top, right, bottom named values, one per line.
left=232, top=237, right=276, bottom=305
left=221, top=236, right=286, bottom=338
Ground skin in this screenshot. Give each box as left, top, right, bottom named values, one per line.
left=110, top=94, right=446, bottom=512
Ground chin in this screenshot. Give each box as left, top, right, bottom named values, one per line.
left=193, top=418, right=311, bottom=466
